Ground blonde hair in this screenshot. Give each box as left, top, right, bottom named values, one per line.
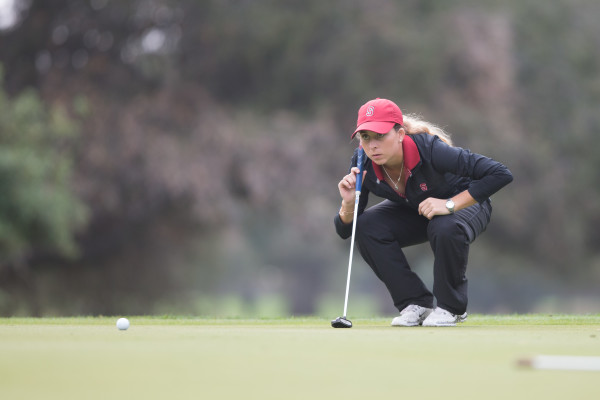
left=401, top=113, right=453, bottom=146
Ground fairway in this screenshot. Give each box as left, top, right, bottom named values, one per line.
left=1, top=315, right=599, bottom=400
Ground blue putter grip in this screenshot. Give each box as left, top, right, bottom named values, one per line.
left=355, top=147, right=365, bottom=193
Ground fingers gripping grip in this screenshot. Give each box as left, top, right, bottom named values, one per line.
left=355, top=146, right=365, bottom=194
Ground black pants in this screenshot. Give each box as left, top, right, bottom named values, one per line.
left=355, top=199, right=492, bottom=315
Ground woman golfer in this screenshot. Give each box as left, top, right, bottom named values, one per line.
left=334, top=98, right=513, bottom=326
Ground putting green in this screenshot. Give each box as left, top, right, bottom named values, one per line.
left=1, top=315, right=598, bottom=399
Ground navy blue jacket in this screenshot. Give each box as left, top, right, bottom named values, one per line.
left=334, top=133, right=513, bottom=239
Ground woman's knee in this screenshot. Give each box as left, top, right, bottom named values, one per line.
left=356, top=211, right=390, bottom=242
left=355, top=213, right=375, bottom=241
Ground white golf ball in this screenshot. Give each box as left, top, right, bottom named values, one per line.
left=116, top=317, right=130, bottom=330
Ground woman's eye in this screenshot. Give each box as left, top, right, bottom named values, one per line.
left=377, top=134, right=385, bottom=139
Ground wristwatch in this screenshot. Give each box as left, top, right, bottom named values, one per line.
left=445, top=198, right=455, bottom=214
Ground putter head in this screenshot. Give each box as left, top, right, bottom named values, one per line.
left=331, top=316, right=352, bottom=328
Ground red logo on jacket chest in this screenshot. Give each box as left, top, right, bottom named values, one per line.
left=420, top=183, right=428, bottom=191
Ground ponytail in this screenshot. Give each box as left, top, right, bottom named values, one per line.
left=400, top=113, right=453, bottom=146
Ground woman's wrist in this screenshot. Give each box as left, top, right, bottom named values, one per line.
left=339, top=201, right=355, bottom=218
left=341, top=200, right=354, bottom=208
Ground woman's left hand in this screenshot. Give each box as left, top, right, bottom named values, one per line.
left=418, top=198, right=450, bottom=220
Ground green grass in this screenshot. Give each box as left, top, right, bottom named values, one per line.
left=1, top=315, right=599, bottom=400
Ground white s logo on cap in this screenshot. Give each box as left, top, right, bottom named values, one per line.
left=366, top=106, right=374, bottom=116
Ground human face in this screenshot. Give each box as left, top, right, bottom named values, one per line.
left=358, top=127, right=404, bottom=166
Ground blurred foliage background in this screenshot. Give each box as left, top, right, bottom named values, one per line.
left=0, top=0, right=599, bottom=317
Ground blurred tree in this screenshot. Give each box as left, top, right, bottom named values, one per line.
left=0, top=65, right=87, bottom=271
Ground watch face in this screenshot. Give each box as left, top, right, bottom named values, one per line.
left=446, top=199, right=455, bottom=210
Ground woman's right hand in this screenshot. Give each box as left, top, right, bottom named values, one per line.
left=338, top=167, right=364, bottom=205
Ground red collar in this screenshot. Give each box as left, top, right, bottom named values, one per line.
left=372, top=134, right=421, bottom=183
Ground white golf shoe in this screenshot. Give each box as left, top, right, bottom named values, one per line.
left=391, top=304, right=432, bottom=327
left=422, top=307, right=467, bottom=327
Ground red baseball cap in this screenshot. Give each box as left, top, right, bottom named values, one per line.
left=351, top=98, right=404, bottom=139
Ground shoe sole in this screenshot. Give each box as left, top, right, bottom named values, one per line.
left=422, top=321, right=457, bottom=327
left=391, top=321, right=420, bottom=327
left=422, top=314, right=467, bottom=327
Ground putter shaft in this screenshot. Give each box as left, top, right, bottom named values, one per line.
left=342, top=191, right=360, bottom=318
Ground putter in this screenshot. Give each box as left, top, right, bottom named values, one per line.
left=331, top=146, right=365, bottom=329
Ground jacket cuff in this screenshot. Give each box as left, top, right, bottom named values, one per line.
left=334, top=213, right=352, bottom=239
